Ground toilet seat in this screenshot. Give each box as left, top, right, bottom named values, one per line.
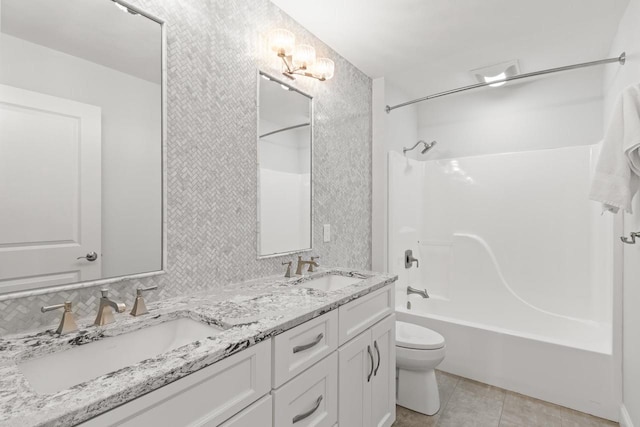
left=396, top=321, right=445, bottom=350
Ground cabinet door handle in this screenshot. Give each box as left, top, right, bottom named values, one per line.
left=374, top=340, right=381, bottom=376
left=293, top=333, right=324, bottom=354
left=367, top=345, right=374, bottom=382
left=293, top=395, right=323, bottom=423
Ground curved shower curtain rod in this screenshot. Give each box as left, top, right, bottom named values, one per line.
left=385, top=52, right=626, bottom=113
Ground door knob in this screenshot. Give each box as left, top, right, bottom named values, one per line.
left=77, top=252, right=98, bottom=261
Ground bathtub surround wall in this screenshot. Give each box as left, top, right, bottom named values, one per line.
left=0, top=0, right=372, bottom=335
left=604, top=0, right=640, bottom=425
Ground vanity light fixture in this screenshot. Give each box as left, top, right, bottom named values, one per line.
left=268, top=28, right=335, bottom=82
left=111, top=0, right=139, bottom=15
left=471, top=59, right=520, bottom=88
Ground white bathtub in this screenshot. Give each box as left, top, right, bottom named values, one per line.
left=396, top=296, right=617, bottom=420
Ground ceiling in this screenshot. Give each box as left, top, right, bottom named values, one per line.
left=1, top=0, right=162, bottom=83
left=271, top=0, right=630, bottom=97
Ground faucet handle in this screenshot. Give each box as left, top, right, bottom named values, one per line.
left=100, top=288, right=109, bottom=298
left=282, top=261, right=293, bottom=278
left=41, top=301, right=78, bottom=335
left=136, top=285, right=158, bottom=297
left=308, top=256, right=320, bottom=273
left=130, top=286, right=157, bottom=317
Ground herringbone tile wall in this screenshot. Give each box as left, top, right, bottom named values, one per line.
left=0, top=0, right=372, bottom=335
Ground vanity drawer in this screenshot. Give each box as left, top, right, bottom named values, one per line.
left=273, top=352, right=338, bottom=427
left=338, top=285, right=393, bottom=345
left=272, top=310, right=338, bottom=388
left=219, top=395, right=272, bottom=427
left=79, top=340, right=271, bottom=427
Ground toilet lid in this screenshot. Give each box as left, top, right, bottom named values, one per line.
left=396, top=321, right=445, bottom=350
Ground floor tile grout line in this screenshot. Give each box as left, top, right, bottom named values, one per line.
left=436, top=375, right=461, bottom=425
left=497, top=389, right=507, bottom=426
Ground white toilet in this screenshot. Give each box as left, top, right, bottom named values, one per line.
left=395, top=321, right=446, bottom=416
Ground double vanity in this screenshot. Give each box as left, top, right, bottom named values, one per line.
left=0, top=268, right=397, bottom=427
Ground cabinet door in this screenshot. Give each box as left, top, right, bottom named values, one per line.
left=338, top=330, right=372, bottom=427
left=371, top=314, right=396, bottom=427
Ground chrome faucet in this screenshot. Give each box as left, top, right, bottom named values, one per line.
left=94, top=289, right=126, bottom=326
left=407, top=286, right=429, bottom=299
left=295, top=256, right=319, bottom=275
left=41, top=301, right=78, bottom=335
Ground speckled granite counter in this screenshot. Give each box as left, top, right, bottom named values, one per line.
left=0, top=268, right=396, bottom=427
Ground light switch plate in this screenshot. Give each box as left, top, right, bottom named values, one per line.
left=323, top=224, right=331, bottom=242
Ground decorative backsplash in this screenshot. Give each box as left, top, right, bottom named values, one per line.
left=0, top=0, right=372, bottom=335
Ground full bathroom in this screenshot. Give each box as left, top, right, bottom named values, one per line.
left=0, top=1, right=639, bottom=427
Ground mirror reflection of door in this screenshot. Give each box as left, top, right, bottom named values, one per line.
left=0, top=0, right=163, bottom=294
left=258, top=73, right=312, bottom=257
left=0, top=85, right=102, bottom=292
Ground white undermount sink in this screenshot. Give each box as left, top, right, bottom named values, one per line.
left=18, top=318, right=223, bottom=395
left=300, top=274, right=362, bottom=292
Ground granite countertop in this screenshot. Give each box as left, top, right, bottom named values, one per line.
left=0, top=268, right=397, bottom=427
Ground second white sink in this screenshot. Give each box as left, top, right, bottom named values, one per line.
left=18, top=318, right=223, bottom=395
left=300, top=274, right=362, bottom=292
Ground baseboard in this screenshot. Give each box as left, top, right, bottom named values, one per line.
left=621, top=404, right=635, bottom=427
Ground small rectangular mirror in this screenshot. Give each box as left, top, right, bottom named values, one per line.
left=257, top=72, right=312, bottom=258
left=0, top=0, right=164, bottom=294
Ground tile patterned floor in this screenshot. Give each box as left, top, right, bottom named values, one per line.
left=393, top=371, right=618, bottom=427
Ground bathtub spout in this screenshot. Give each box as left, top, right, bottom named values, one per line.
left=407, top=286, right=429, bottom=298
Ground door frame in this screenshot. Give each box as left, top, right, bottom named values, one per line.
left=0, top=0, right=167, bottom=301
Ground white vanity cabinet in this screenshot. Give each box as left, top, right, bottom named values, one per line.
left=338, top=313, right=395, bottom=427
left=79, top=340, right=271, bottom=427
left=80, top=284, right=395, bottom=427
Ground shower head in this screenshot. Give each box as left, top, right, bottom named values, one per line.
left=421, top=140, right=437, bottom=154
left=403, top=140, right=437, bottom=156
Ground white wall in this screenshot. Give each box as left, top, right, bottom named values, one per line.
left=416, top=68, right=604, bottom=159
left=0, top=34, right=162, bottom=278
left=603, top=0, right=640, bottom=424
left=371, top=78, right=418, bottom=273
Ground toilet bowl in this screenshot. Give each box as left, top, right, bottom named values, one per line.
left=395, top=321, right=446, bottom=416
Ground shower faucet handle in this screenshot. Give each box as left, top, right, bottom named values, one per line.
left=621, top=231, right=640, bottom=244
left=405, top=249, right=419, bottom=269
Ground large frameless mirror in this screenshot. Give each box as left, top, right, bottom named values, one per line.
left=257, top=72, right=312, bottom=258
left=0, top=0, right=165, bottom=295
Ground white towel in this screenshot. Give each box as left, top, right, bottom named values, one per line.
left=590, top=83, right=640, bottom=214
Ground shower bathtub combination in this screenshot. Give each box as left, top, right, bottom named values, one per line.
left=388, top=146, right=617, bottom=420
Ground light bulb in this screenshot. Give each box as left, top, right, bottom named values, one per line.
left=268, top=29, right=295, bottom=57
left=484, top=72, right=507, bottom=87
left=292, top=44, right=316, bottom=69
left=312, top=58, right=335, bottom=80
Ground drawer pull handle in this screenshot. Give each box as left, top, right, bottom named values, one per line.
left=374, top=340, right=381, bottom=376
left=367, top=345, right=374, bottom=382
left=292, top=395, right=323, bottom=423
left=293, top=333, right=324, bottom=354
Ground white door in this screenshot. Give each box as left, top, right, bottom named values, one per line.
left=371, top=315, right=396, bottom=427
left=338, top=330, right=372, bottom=427
left=0, top=84, right=102, bottom=293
